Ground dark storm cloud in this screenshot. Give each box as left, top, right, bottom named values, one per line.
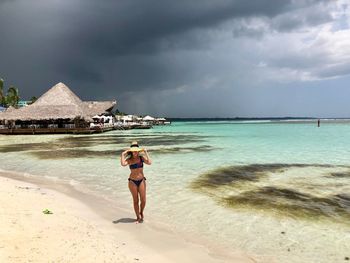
left=0, top=1, right=329, bottom=73
left=0, top=0, right=343, bottom=117
left=46, top=0, right=331, bottom=58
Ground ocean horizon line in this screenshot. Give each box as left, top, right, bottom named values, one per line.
left=166, top=117, right=350, bottom=121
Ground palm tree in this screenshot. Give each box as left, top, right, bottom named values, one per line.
left=6, top=86, right=20, bottom=107
left=29, top=96, right=38, bottom=104
left=0, top=78, right=5, bottom=106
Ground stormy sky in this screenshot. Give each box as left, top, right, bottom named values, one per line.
left=1, top=0, right=350, bottom=118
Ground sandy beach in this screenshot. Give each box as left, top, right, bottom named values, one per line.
left=0, top=172, right=255, bottom=263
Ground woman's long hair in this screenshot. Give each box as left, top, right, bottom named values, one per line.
left=125, top=151, right=133, bottom=160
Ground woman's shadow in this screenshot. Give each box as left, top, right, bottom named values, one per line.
left=112, top=218, right=137, bottom=224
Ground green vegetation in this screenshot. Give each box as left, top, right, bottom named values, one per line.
left=6, top=86, right=20, bottom=107
left=0, top=78, right=5, bottom=106
left=29, top=96, right=38, bottom=104
left=115, top=109, right=126, bottom=115
left=0, top=78, right=20, bottom=108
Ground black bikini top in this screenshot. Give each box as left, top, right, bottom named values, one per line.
left=129, top=157, right=144, bottom=169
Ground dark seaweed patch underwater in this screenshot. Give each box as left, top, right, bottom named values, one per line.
left=191, top=164, right=350, bottom=224
left=30, top=145, right=216, bottom=159
left=0, top=133, right=207, bottom=153
left=0, top=133, right=215, bottom=160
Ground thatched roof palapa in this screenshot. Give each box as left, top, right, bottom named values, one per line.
left=0, top=82, right=116, bottom=122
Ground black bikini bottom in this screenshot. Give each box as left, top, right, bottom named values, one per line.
left=128, top=177, right=146, bottom=187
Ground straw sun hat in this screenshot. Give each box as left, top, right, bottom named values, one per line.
left=128, top=141, right=143, bottom=152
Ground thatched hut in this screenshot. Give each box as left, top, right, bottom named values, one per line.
left=0, top=82, right=117, bottom=134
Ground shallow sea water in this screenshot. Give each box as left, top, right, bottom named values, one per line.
left=1, top=121, right=350, bottom=262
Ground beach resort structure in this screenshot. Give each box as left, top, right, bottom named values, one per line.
left=17, top=100, right=31, bottom=108
left=115, top=115, right=152, bottom=129
left=141, top=115, right=170, bottom=125
left=0, top=82, right=117, bottom=134
left=115, top=114, right=170, bottom=129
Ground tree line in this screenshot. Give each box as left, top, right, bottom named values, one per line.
left=0, top=78, right=37, bottom=108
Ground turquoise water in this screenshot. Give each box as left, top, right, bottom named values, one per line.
left=1, top=121, right=350, bottom=262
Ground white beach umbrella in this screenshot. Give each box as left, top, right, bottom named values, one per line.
left=122, top=115, right=133, bottom=121
left=143, top=115, right=155, bottom=121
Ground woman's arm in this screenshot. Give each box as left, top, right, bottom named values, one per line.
left=120, top=150, right=129, bottom=166
left=142, top=149, right=152, bottom=165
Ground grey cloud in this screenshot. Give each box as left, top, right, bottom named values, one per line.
left=267, top=50, right=332, bottom=71
left=0, top=0, right=15, bottom=6
left=314, top=63, right=350, bottom=79
left=261, top=37, right=350, bottom=81
left=272, top=2, right=333, bottom=32
left=0, top=0, right=346, bottom=117
left=60, top=0, right=302, bottom=56
left=49, top=0, right=333, bottom=88
left=231, top=1, right=333, bottom=38
left=231, top=17, right=270, bottom=38
left=60, top=64, right=103, bottom=84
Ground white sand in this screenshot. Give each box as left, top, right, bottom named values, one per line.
left=0, top=174, right=255, bottom=263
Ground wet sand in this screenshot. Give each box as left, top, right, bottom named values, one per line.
left=0, top=172, right=256, bottom=263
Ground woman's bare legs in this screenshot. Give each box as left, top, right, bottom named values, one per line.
left=138, top=180, right=146, bottom=221
left=128, top=182, right=140, bottom=222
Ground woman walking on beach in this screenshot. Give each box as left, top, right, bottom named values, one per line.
left=121, top=141, right=152, bottom=223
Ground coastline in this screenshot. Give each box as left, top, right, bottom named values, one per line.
left=1, top=121, right=350, bottom=262
left=0, top=170, right=257, bottom=263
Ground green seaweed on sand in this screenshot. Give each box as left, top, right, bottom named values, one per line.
left=42, top=209, right=53, bottom=214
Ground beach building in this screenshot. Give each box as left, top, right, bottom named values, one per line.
left=112, top=115, right=153, bottom=129
left=0, top=82, right=117, bottom=134
left=120, top=115, right=135, bottom=124
left=114, top=115, right=151, bottom=129
left=142, top=115, right=155, bottom=124
left=90, top=114, right=115, bottom=129
left=154, top=117, right=170, bottom=125
left=17, top=100, right=30, bottom=107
